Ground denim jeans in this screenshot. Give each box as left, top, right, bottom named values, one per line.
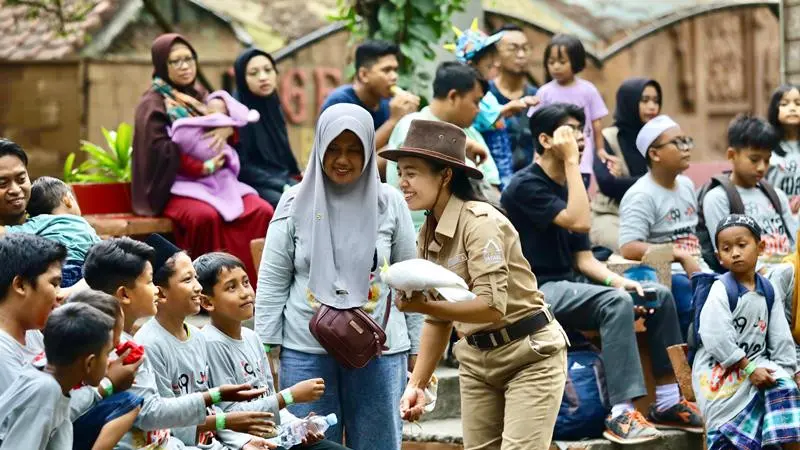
left=72, top=392, right=143, bottom=450
left=671, top=273, right=694, bottom=340
left=62, top=260, right=84, bottom=288
left=280, top=349, right=407, bottom=450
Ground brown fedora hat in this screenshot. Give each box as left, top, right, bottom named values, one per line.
left=379, top=119, right=483, bottom=179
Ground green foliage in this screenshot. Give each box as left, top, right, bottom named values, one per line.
left=64, top=123, right=133, bottom=184
left=328, top=0, right=468, bottom=95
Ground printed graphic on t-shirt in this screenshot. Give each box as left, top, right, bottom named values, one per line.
left=743, top=202, right=790, bottom=257
left=172, top=367, right=209, bottom=396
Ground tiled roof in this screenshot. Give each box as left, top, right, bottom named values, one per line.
left=0, top=0, right=120, bottom=60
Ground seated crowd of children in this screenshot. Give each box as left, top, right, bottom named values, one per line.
left=6, top=65, right=800, bottom=448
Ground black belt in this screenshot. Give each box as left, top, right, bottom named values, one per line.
left=466, top=309, right=552, bottom=350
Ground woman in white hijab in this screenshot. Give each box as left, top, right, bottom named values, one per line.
left=255, top=103, right=420, bottom=450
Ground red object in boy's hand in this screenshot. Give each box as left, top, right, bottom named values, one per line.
left=115, top=341, right=145, bottom=364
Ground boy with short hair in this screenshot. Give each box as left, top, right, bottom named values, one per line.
left=0, top=233, right=66, bottom=390
left=0, top=176, right=101, bottom=287
left=692, top=214, right=800, bottom=448
left=700, top=114, right=796, bottom=268
left=0, top=302, right=115, bottom=449
left=84, top=237, right=271, bottom=450
left=619, top=115, right=709, bottom=335
left=195, top=252, right=348, bottom=450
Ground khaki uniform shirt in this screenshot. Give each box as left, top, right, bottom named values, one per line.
left=417, top=195, right=548, bottom=336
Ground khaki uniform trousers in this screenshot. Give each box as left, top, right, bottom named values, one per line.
left=453, top=320, right=568, bottom=450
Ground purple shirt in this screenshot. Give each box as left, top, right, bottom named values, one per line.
left=535, top=78, right=608, bottom=174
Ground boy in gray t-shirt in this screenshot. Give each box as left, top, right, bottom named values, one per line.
left=0, top=303, right=115, bottom=450
left=701, top=115, right=797, bottom=265
left=619, top=115, right=706, bottom=336
left=195, top=253, right=348, bottom=450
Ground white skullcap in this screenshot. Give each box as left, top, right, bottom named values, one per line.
left=636, top=115, right=679, bottom=156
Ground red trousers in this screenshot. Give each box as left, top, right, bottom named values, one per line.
left=162, top=194, right=273, bottom=284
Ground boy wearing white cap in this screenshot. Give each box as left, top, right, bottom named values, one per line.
left=619, top=115, right=708, bottom=337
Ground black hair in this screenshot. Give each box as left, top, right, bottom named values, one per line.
left=27, top=176, right=72, bottom=216
left=355, top=40, right=399, bottom=71
left=193, top=252, right=247, bottom=296
left=154, top=252, right=187, bottom=288
left=432, top=62, right=487, bottom=100
left=528, top=103, right=586, bottom=154
left=728, top=114, right=779, bottom=152
left=68, top=289, right=122, bottom=321
left=767, top=84, right=800, bottom=154
left=83, top=238, right=155, bottom=295
left=421, top=159, right=506, bottom=216
left=0, top=234, right=66, bottom=301
left=494, top=24, right=523, bottom=33
left=0, top=139, right=28, bottom=166
left=543, top=34, right=587, bottom=82
left=44, top=302, right=113, bottom=367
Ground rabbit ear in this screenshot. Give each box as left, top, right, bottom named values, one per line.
left=247, top=109, right=260, bottom=123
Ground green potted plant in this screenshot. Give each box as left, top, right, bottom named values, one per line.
left=64, top=123, right=133, bottom=215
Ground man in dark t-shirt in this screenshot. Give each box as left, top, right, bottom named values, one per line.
left=501, top=103, right=700, bottom=444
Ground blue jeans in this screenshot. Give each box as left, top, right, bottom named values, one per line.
left=72, top=392, right=143, bottom=450
left=280, top=349, right=407, bottom=450
left=672, top=273, right=693, bottom=341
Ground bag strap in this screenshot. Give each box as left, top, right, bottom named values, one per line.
left=714, top=174, right=745, bottom=213
left=720, top=271, right=740, bottom=312
left=758, top=181, right=794, bottom=245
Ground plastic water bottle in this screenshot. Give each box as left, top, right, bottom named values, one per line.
left=278, top=413, right=338, bottom=447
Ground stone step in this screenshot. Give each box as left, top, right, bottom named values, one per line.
left=404, top=419, right=704, bottom=450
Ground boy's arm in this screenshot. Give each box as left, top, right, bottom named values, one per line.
left=1, top=406, right=52, bottom=450
left=699, top=282, right=746, bottom=368
left=206, top=340, right=281, bottom=418
left=619, top=191, right=654, bottom=260
left=701, top=187, right=730, bottom=253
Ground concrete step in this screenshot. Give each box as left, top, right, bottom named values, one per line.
left=404, top=419, right=704, bottom=449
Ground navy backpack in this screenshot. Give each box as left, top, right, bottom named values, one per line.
left=687, top=271, right=775, bottom=365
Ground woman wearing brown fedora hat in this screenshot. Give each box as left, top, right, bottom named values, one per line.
left=380, top=119, right=567, bottom=450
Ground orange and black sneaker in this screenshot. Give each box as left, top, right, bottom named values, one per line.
left=648, top=399, right=704, bottom=434
left=603, top=410, right=663, bottom=445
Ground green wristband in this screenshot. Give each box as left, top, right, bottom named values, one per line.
left=603, top=275, right=615, bottom=287
left=215, top=412, right=226, bottom=431
left=744, top=361, right=757, bottom=377
left=209, top=387, right=222, bottom=405
left=100, top=377, right=114, bottom=397
left=280, top=389, right=294, bottom=406
left=263, top=344, right=271, bottom=354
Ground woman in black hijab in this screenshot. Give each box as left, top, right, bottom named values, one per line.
left=234, top=48, right=301, bottom=207
left=591, top=78, right=662, bottom=250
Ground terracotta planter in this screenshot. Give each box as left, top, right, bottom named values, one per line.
left=70, top=182, right=133, bottom=215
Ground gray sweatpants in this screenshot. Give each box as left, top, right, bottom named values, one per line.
left=540, top=280, right=684, bottom=405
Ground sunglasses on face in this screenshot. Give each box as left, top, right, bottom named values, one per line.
left=653, top=136, right=694, bottom=151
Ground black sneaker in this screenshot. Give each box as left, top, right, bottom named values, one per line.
left=603, top=410, right=663, bottom=445
left=648, top=400, right=704, bottom=434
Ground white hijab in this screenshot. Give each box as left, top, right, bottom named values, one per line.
left=292, top=103, right=379, bottom=309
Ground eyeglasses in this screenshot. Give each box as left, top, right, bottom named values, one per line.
left=501, top=44, right=530, bottom=54
left=653, top=136, right=694, bottom=151
left=167, top=56, right=196, bottom=69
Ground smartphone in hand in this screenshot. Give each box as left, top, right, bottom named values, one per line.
left=629, top=287, right=659, bottom=309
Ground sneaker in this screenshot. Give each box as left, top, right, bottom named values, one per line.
left=603, top=410, right=663, bottom=445
left=648, top=399, right=704, bottom=434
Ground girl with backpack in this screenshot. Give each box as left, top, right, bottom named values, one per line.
left=692, top=214, right=800, bottom=449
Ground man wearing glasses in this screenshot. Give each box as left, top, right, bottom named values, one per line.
left=487, top=25, right=540, bottom=171
left=619, top=115, right=710, bottom=337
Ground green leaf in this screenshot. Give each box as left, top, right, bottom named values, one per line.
left=79, top=141, right=116, bottom=167
left=101, top=127, right=116, bottom=155
left=377, top=5, right=399, bottom=39
left=411, top=1, right=437, bottom=16
left=407, top=20, right=437, bottom=43
left=63, top=153, right=76, bottom=183
left=115, top=122, right=133, bottom=166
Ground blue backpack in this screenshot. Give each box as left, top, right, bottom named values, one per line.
left=554, top=333, right=610, bottom=440
left=687, top=271, right=775, bottom=365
